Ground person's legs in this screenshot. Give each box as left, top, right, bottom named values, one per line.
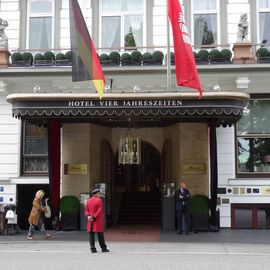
left=89, top=232, right=97, bottom=253
left=177, top=209, right=183, bottom=234
left=27, top=224, right=35, bottom=239
left=97, top=232, right=109, bottom=252
left=38, top=217, right=50, bottom=238
left=183, top=208, right=190, bottom=234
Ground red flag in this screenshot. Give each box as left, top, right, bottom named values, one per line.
left=168, top=0, right=202, bottom=98
left=69, top=0, right=105, bottom=98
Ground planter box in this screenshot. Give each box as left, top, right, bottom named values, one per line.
left=55, top=59, right=72, bottom=66
left=195, top=58, right=209, bottom=65
left=100, top=60, right=120, bottom=66
left=61, top=214, right=79, bottom=231
left=12, top=60, right=32, bottom=67
left=34, top=60, right=54, bottom=66
left=121, top=60, right=142, bottom=66
left=142, top=59, right=163, bottom=66
left=210, top=58, right=231, bottom=64
left=257, top=57, right=270, bottom=63
left=191, top=213, right=209, bottom=232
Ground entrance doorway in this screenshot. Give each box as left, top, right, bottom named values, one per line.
left=114, top=141, right=161, bottom=191
left=114, top=141, right=162, bottom=225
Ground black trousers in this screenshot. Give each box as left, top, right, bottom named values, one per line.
left=89, top=231, right=107, bottom=251
left=177, top=207, right=190, bottom=233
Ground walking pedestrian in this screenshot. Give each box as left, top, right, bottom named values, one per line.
left=85, top=188, right=109, bottom=253
left=27, top=189, right=51, bottom=240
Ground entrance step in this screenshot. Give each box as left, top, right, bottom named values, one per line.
left=118, top=191, right=161, bottom=225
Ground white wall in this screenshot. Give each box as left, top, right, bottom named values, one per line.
left=0, top=95, right=20, bottom=179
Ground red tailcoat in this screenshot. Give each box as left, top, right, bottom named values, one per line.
left=85, top=196, right=104, bottom=232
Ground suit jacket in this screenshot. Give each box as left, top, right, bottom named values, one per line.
left=85, top=196, right=104, bottom=232
left=175, top=188, right=190, bottom=210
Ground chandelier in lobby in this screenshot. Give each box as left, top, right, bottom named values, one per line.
left=118, top=120, right=141, bottom=165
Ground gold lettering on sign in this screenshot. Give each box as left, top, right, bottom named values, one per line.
left=64, top=164, right=88, bottom=175
left=262, top=187, right=270, bottom=195
left=182, top=163, right=206, bottom=175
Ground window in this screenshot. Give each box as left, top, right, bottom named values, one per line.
left=192, top=0, right=219, bottom=47
left=257, top=0, right=270, bottom=46
left=22, top=122, right=48, bottom=174
left=27, top=0, right=54, bottom=49
left=100, top=0, right=145, bottom=49
left=237, top=99, right=270, bottom=174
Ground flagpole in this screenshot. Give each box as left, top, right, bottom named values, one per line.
left=166, top=0, right=171, bottom=92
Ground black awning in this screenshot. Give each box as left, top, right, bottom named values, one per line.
left=6, top=92, right=250, bottom=127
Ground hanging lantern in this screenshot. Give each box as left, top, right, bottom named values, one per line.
left=118, top=130, right=141, bottom=165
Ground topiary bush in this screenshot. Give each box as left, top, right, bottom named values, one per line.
left=197, top=49, right=209, bottom=61
left=193, top=51, right=198, bottom=59
left=256, top=47, right=270, bottom=58
left=190, top=194, right=209, bottom=214
left=43, top=51, right=55, bottom=61
left=209, top=49, right=222, bottom=61
left=59, top=195, right=80, bottom=215
left=109, top=51, right=120, bottom=63
left=55, top=52, right=65, bottom=60
left=220, top=49, right=232, bottom=61
left=99, top=53, right=109, bottom=61
left=142, top=52, right=152, bottom=60
left=21, top=52, right=33, bottom=62
left=65, top=50, right=72, bottom=61
left=121, top=52, right=131, bottom=62
left=131, top=50, right=142, bottom=63
left=34, top=53, right=44, bottom=61
left=152, top=50, right=164, bottom=61
left=11, top=52, right=22, bottom=62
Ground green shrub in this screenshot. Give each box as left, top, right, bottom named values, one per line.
left=44, top=51, right=55, bottom=61
left=197, top=49, right=209, bottom=60
left=256, top=47, right=270, bottom=58
left=34, top=53, right=44, bottom=61
left=193, top=51, right=198, bottom=59
left=55, top=52, right=65, bottom=60
left=131, top=50, right=142, bottom=62
left=99, top=53, right=109, bottom=61
left=142, top=52, right=152, bottom=60
left=109, top=51, right=120, bottom=62
left=11, top=52, right=22, bottom=62
left=21, top=52, right=33, bottom=62
left=209, top=49, right=221, bottom=61
left=190, top=194, right=209, bottom=214
left=65, top=51, right=72, bottom=60
left=121, top=52, right=131, bottom=61
left=220, top=49, right=232, bottom=61
left=59, top=195, right=80, bottom=215
left=152, top=50, right=164, bottom=61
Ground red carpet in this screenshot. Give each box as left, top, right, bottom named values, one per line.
left=104, top=225, right=161, bottom=242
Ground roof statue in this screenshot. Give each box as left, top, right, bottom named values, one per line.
left=0, top=18, right=9, bottom=49
left=237, top=13, right=248, bottom=42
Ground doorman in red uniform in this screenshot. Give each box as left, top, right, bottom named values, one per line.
left=85, top=188, right=109, bottom=253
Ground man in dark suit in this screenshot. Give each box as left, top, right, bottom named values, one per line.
left=175, top=182, right=191, bottom=234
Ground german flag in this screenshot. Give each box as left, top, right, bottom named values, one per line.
left=69, top=0, right=105, bottom=98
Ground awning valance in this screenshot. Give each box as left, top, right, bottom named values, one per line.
left=6, top=92, right=250, bottom=127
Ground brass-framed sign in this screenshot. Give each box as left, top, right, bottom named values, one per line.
left=64, top=164, right=88, bottom=175
left=182, top=163, right=206, bottom=175
left=262, top=187, right=270, bottom=195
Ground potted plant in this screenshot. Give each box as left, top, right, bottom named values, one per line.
left=99, top=53, right=111, bottom=66
left=196, top=49, right=209, bottom=64
left=55, top=52, right=71, bottom=66
left=152, top=50, right=164, bottom=65
left=142, top=52, right=153, bottom=65
left=130, top=50, right=142, bottom=65
left=220, top=48, right=232, bottom=63
left=11, top=52, right=23, bottom=67
left=65, top=50, right=72, bottom=61
left=59, top=195, right=80, bottom=230
left=109, top=51, right=120, bottom=65
left=165, top=51, right=175, bottom=65
left=256, top=47, right=270, bottom=63
left=190, top=194, right=209, bottom=232
left=33, top=52, right=45, bottom=66
left=121, top=52, right=132, bottom=66
left=209, top=49, right=222, bottom=63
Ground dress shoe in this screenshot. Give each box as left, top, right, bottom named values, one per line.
left=102, top=249, right=110, bottom=253
left=91, top=248, right=97, bottom=253
left=176, top=231, right=183, bottom=235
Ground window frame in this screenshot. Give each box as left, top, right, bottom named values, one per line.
left=21, top=122, right=48, bottom=176
left=190, top=0, right=220, bottom=48
left=236, top=95, right=270, bottom=178
left=26, top=0, right=55, bottom=50
left=99, top=0, right=147, bottom=50
left=256, top=0, right=270, bottom=45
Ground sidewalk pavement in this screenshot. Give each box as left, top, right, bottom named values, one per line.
left=1, top=228, right=270, bottom=270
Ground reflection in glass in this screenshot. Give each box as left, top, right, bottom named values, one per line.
left=24, top=157, right=48, bottom=173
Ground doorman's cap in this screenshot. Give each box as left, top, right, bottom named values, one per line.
left=91, top=188, right=101, bottom=195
